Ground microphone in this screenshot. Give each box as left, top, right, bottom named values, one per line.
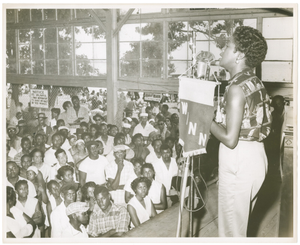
left=210, top=60, right=220, bottom=66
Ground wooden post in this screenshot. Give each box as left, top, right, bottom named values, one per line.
left=105, top=9, right=118, bottom=124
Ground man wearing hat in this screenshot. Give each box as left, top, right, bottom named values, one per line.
left=105, top=145, right=135, bottom=205
left=50, top=182, right=78, bottom=238
left=132, top=112, right=156, bottom=139
left=34, top=113, right=52, bottom=142
left=122, top=122, right=132, bottom=145
left=7, top=124, right=22, bottom=153
left=61, top=202, right=89, bottom=238
left=88, top=185, right=130, bottom=237
left=78, top=141, right=109, bottom=187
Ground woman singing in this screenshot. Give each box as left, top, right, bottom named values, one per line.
left=210, top=26, right=272, bottom=237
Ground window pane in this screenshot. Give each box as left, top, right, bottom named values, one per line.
left=262, top=61, right=292, bottom=82
left=7, top=30, right=16, bottom=60
left=6, top=9, right=15, bottom=23
left=45, top=28, right=57, bottom=43
left=59, top=44, right=72, bottom=59
left=45, top=44, right=57, bottom=59
left=119, top=42, right=140, bottom=59
left=58, top=27, right=72, bottom=43
left=31, top=9, right=42, bottom=22
left=75, top=26, right=93, bottom=42
left=168, top=60, right=190, bottom=75
left=32, top=44, right=44, bottom=60
left=142, top=42, right=163, bottom=59
left=33, top=60, right=44, bottom=74
left=168, top=21, right=188, bottom=42
left=263, top=17, right=293, bottom=38
left=94, top=43, right=106, bottom=59
left=6, top=59, right=16, bottom=73
left=46, top=60, right=58, bottom=75
left=141, top=23, right=163, bottom=41
left=59, top=60, right=72, bottom=75
left=120, top=24, right=141, bottom=41
left=169, top=41, right=189, bottom=60
left=195, top=41, right=210, bottom=59
left=32, top=28, right=44, bottom=44
left=76, top=59, right=94, bottom=76
left=93, top=60, right=106, bottom=76
left=20, top=60, right=32, bottom=74
left=265, top=40, right=293, bottom=61
left=19, top=44, right=31, bottom=60
left=44, top=9, right=56, bottom=20
left=142, top=60, right=163, bottom=77
left=19, top=29, right=31, bottom=43
left=57, top=9, right=71, bottom=21
left=76, top=43, right=93, bottom=59
left=93, top=26, right=106, bottom=41
left=120, top=60, right=139, bottom=77
left=18, top=9, right=30, bottom=23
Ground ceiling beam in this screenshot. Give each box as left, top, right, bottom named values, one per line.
left=87, top=9, right=106, bottom=32
left=113, top=8, right=134, bottom=37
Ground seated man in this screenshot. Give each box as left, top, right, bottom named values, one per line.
left=78, top=141, right=109, bottom=187
left=62, top=202, right=90, bottom=238
left=50, top=182, right=78, bottom=238
left=87, top=185, right=130, bottom=237
left=6, top=161, right=37, bottom=198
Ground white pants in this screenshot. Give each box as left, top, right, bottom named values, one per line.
left=218, top=141, right=267, bottom=237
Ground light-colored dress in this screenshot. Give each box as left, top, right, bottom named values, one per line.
left=128, top=195, right=152, bottom=228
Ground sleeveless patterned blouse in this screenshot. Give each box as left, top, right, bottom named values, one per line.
left=219, top=68, right=272, bottom=141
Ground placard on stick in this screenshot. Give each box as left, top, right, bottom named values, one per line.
left=30, top=89, right=49, bottom=108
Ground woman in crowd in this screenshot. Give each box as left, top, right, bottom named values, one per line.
left=81, top=181, right=97, bottom=212
left=127, top=177, right=156, bottom=228
left=73, top=139, right=88, bottom=169
left=141, top=163, right=167, bottom=213
left=6, top=186, right=36, bottom=238
left=15, top=180, right=44, bottom=237
left=89, top=124, right=99, bottom=141
left=130, top=133, right=150, bottom=161
left=210, top=26, right=272, bottom=237
left=30, top=148, right=51, bottom=183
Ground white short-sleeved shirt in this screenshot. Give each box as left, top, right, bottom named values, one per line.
left=105, top=160, right=134, bottom=205
left=152, top=158, right=178, bottom=192
left=79, top=155, right=109, bottom=185
left=132, top=122, right=156, bottom=137
left=96, top=136, right=114, bottom=156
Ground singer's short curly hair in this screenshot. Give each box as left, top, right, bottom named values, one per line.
left=232, top=26, right=268, bottom=68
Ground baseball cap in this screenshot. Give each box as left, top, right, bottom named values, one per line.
left=113, top=144, right=129, bottom=152
left=66, top=202, right=89, bottom=216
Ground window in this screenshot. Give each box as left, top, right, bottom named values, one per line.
left=119, top=22, right=163, bottom=78
left=262, top=17, right=293, bottom=82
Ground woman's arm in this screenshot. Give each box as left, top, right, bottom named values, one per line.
left=150, top=200, right=157, bottom=218
left=127, top=204, right=140, bottom=227
left=210, top=85, right=245, bottom=149
left=154, top=185, right=167, bottom=211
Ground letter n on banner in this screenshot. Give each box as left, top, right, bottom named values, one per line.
left=178, top=77, right=217, bottom=157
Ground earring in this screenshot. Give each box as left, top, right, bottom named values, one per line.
left=235, top=59, right=239, bottom=64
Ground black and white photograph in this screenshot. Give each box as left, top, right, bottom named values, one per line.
left=2, top=2, right=297, bottom=243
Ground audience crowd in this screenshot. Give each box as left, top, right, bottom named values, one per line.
left=6, top=90, right=186, bottom=238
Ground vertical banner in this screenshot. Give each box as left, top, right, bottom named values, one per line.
left=179, top=77, right=216, bottom=157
